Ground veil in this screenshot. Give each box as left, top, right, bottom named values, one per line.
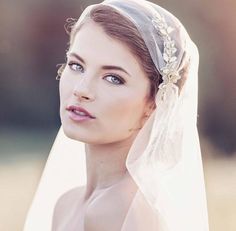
left=24, top=0, right=209, bottom=230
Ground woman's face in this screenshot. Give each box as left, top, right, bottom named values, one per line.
left=59, top=21, right=153, bottom=144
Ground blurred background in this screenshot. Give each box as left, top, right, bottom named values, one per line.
left=0, top=0, right=235, bottom=230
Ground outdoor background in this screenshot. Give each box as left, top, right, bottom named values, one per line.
left=0, top=0, right=235, bottom=230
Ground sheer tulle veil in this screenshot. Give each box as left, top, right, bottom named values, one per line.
left=24, top=0, right=209, bottom=230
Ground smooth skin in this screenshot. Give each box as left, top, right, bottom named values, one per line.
left=52, top=21, right=154, bottom=231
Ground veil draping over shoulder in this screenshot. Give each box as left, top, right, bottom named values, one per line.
left=24, top=0, right=209, bottom=230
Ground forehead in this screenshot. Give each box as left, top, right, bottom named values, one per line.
left=69, top=21, right=141, bottom=68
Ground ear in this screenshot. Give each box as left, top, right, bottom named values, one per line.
left=140, top=100, right=156, bottom=127
left=144, top=100, right=156, bottom=118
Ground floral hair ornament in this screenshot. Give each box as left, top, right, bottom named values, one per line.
left=23, top=1, right=209, bottom=231
left=152, top=11, right=181, bottom=101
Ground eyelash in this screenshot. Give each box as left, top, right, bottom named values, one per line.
left=68, top=62, right=84, bottom=73
left=104, top=74, right=125, bottom=85
left=67, top=61, right=125, bottom=85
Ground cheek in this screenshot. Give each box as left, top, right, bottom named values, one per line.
left=101, top=90, right=147, bottom=128
left=59, top=74, right=74, bottom=105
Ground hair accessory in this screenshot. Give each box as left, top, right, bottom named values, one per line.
left=24, top=1, right=209, bottom=230
left=151, top=13, right=181, bottom=100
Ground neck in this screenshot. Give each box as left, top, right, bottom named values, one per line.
left=84, top=134, right=137, bottom=200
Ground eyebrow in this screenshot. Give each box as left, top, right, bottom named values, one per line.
left=67, top=52, right=131, bottom=77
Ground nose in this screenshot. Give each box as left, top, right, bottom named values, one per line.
left=73, top=77, right=95, bottom=102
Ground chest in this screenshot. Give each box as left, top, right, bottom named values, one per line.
left=57, top=189, right=136, bottom=231
left=83, top=193, right=130, bottom=231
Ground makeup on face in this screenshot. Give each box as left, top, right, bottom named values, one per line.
left=66, top=105, right=96, bottom=122
left=59, top=22, right=151, bottom=144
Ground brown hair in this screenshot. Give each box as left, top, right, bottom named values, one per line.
left=58, top=5, right=188, bottom=98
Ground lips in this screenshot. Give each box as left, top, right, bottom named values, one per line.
left=66, top=105, right=96, bottom=119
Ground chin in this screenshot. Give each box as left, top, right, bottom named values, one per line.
left=61, top=123, right=103, bottom=145
left=62, top=124, right=88, bottom=142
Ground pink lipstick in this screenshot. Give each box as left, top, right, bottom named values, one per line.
left=66, top=105, right=96, bottom=122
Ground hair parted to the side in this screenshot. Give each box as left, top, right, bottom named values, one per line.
left=57, top=5, right=161, bottom=100
left=57, top=5, right=189, bottom=98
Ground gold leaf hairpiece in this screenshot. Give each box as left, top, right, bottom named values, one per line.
left=152, top=13, right=181, bottom=95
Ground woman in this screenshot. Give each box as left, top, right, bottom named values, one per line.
left=24, top=0, right=209, bottom=230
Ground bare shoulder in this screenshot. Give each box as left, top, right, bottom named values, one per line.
left=52, top=186, right=85, bottom=229
left=55, top=186, right=85, bottom=210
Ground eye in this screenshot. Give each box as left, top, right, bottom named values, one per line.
left=104, top=75, right=125, bottom=85
left=68, top=62, right=84, bottom=73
